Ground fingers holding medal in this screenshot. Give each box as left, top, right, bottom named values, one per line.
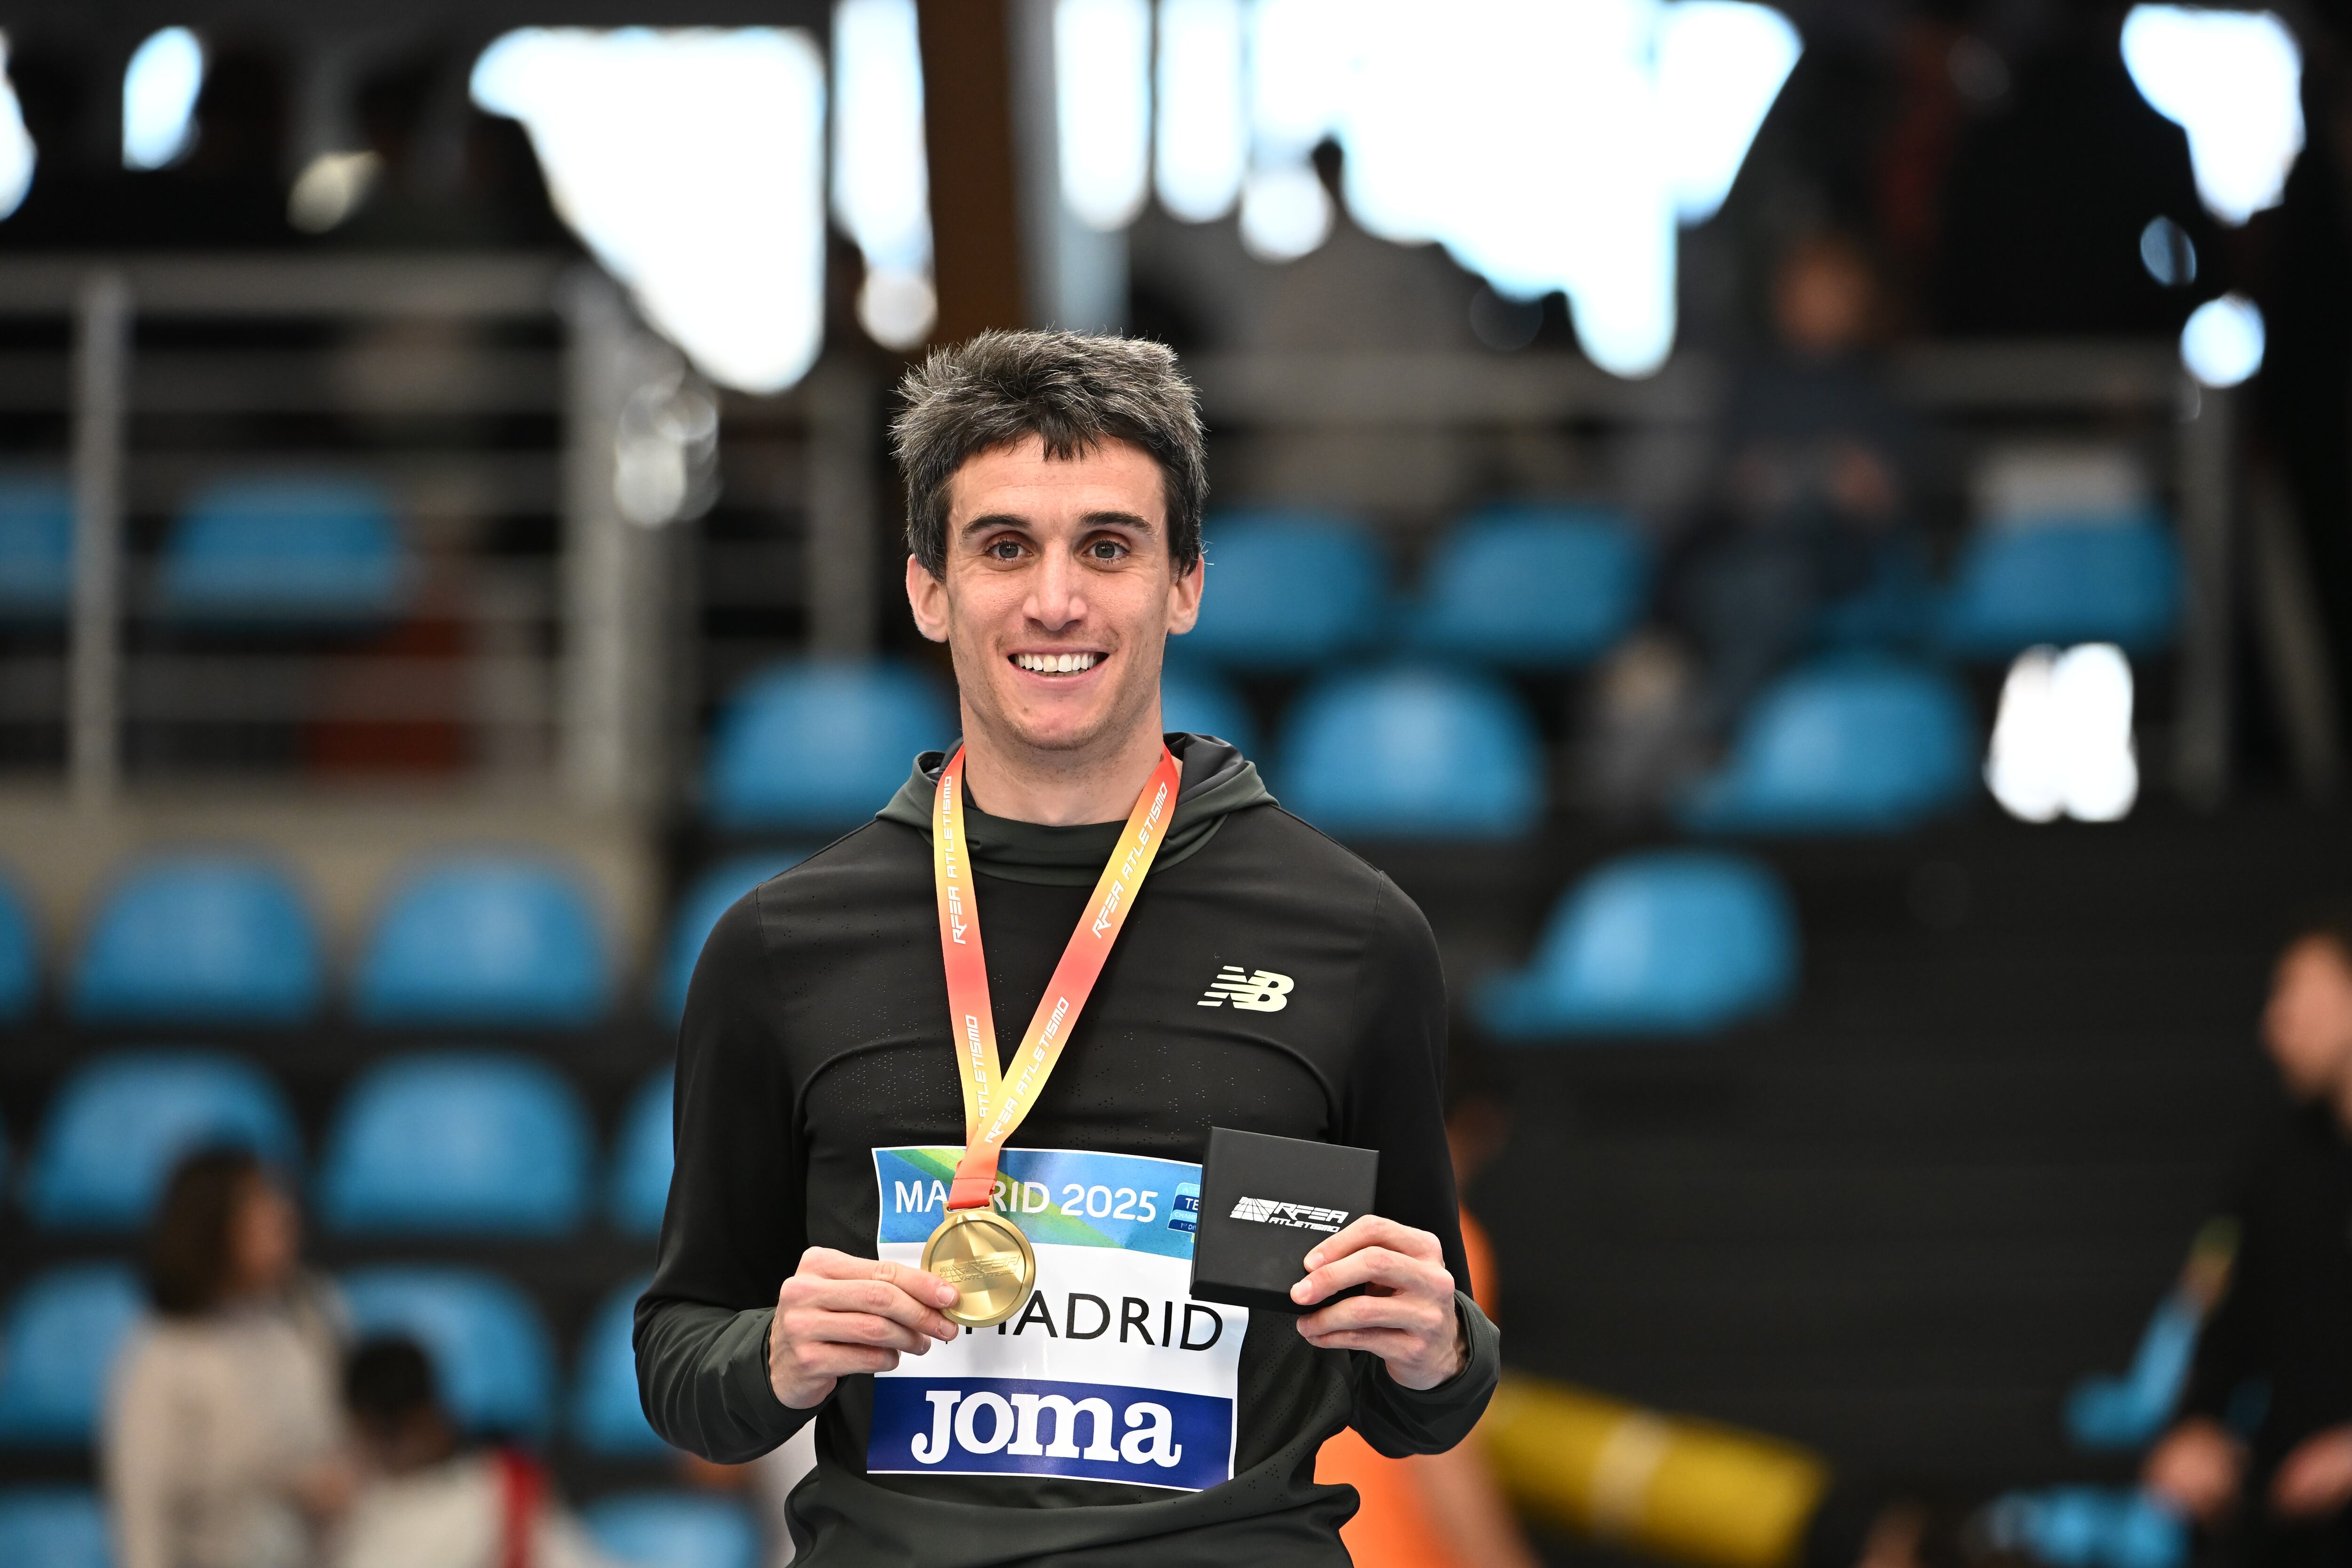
left=768, top=1248, right=963, bottom=1409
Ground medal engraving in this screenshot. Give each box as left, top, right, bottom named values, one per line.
left=922, top=1207, right=1037, bottom=1328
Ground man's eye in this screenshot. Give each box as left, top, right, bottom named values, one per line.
left=1087, top=540, right=1127, bottom=561
left=987, top=539, right=1025, bottom=560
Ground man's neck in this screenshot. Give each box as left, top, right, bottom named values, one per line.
left=958, top=711, right=1168, bottom=827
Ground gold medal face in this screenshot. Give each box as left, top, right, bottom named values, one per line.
left=921, top=1207, right=1036, bottom=1328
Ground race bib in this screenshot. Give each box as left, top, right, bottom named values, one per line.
left=868, top=1146, right=1246, bottom=1493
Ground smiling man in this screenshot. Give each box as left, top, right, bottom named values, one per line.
left=636, top=330, right=1498, bottom=1567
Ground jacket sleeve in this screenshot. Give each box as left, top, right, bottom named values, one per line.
left=634, top=887, right=816, bottom=1462
left=1337, top=874, right=1501, bottom=1457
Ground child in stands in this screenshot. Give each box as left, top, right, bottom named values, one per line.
left=330, top=1337, right=617, bottom=1568
left=2144, top=914, right=2352, bottom=1568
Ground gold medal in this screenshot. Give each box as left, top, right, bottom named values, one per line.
left=921, top=1206, right=1037, bottom=1327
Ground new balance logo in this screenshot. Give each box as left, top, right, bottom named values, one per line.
left=1197, top=966, right=1293, bottom=1012
left=1228, top=1196, right=1348, bottom=1232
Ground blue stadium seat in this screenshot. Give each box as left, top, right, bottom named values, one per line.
left=610, top=1069, right=672, bottom=1236
left=355, top=857, right=610, bottom=1027
left=1181, top=512, right=1387, bottom=668
left=318, top=1055, right=591, bottom=1235
left=157, top=476, right=411, bottom=624
left=572, top=1276, right=664, bottom=1455
left=660, top=853, right=805, bottom=1022
left=0, top=875, right=36, bottom=1021
left=1159, top=661, right=1259, bottom=757
left=704, top=659, right=953, bottom=832
left=1278, top=667, right=1544, bottom=838
left=0, top=1266, right=144, bottom=1446
left=1478, top=852, right=1798, bottom=1040
left=1939, top=517, right=2182, bottom=658
left=1409, top=503, right=1647, bottom=668
left=0, top=477, right=73, bottom=621
left=1681, top=658, right=1976, bottom=834
left=2065, top=1288, right=2202, bottom=1451
left=26, top=1051, right=302, bottom=1230
left=585, top=1493, right=760, bottom=1568
left=0, top=1488, right=110, bottom=1568
left=339, top=1266, right=553, bottom=1438
left=1983, top=1488, right=2187, bottom=1568
left=72, top=855, right=321, bottom=1025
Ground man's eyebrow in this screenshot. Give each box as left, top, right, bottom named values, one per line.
left=956, top=509, right=1160, bottom=538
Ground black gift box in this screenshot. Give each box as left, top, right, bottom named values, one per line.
left=1187, top=1126, right=1380, bottom=1315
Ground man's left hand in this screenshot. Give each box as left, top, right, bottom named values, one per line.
left=2272, top=1425, right=2352, bottom=1519
left=1292, top=1214, right=1466, bottom=1391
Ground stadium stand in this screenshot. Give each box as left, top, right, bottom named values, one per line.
left=1180, top=511, right=1387, bottom=668
left=338, top=1267, right=556, bottom=1438
left=0, top=476, right=72, bottom=621
left=1477, top=851, right=1798, bottom=1039
left=1158, top=659, right=1259, bottom=758
left=583, top=1492, right=762, bottom=1568
left=354, top=857, right=612, bottom=1027
left=1277, top=666, right=1545, bottom=838
left=0, top=876, right=35, bottom=1021
left=155, top=476, right=412, bottom=626
left=1408, top=503, right=1647, bottom=668
left=1681, top=657, right=1978, bottom=833
left=0, top=1265, right=144, bottom=1447
left=0, top=1487, right=109, bottom=1568
left=703, top=659, right=954, bottom=832
left=1981, top=1487, right=2187, bottom=1568
left=318, top=1055, right=592, bottom=1235
left=25, top=1051, right=302, bottom=1230
left=660, top=852, right=806, bottom=1021
left=70, top=855, right=322, bottom=1025
left=572, top=1276, right=664, bottom=1456
left=610, top=1068, right=673, bottom=1238
left=1940, top=517, right=2183, bottom=659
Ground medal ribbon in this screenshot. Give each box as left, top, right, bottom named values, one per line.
left=932, top=742, right=1181, bottom=1211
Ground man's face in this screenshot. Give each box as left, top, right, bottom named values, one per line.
left=2262, top=938, right=2352, bottom=1100
left=907, top=433, right=1202, bottom=767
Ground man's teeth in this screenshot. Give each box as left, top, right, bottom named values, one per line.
left=1015, top=652, right=1100, bottom=674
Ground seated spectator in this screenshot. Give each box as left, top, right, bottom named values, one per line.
left=2145, top=915, right=2352, bottom=1566
left=1670, top=232, right=1925, bottom=735
left=104, top=1149, right=352, bottom=1568
left=332, top=1337, right=616, bottom=1568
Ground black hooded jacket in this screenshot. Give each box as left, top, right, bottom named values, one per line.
left=635, top=734, right=1500, bottom=1567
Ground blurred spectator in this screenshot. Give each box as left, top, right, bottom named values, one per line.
left=104, top=1149, right=352, bottom=1568
left=332, top=1337, right=616, bottom=1568
left=676, top=1431, right=818, bottom=1567
left=2144, top=914, right=2352, bottom=1566
left=1670, top=232, right=1924, bottom=737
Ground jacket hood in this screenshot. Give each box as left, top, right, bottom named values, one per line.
left=875, top=732, right=1274, bottom=886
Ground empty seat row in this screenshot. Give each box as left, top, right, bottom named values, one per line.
left=0, top=854, right=611, bottom=1027
left=0, top=1263, right=672, bottom=1457
left=0, top=472, right=410, bottom=626
left=13, top=1050, right=673, bottom=1236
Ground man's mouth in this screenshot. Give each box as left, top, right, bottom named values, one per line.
left=1011, top=652, right=1103, bottom=676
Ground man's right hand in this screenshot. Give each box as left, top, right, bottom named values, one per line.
left=767, top=1247, right=961, bottom=1409
left=2144, top=1417, right=2246, bottom=1524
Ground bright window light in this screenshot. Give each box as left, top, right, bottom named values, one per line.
left=0, top=37, right=36, bottom=220
left=1248, top=0, right=1350, bottom=162
left=2122, top=6, right=2302, bottom=226
left=833, top=0, right=935, bottom=350
left=124, top=27, right=204, bottom=170
left=1156, top=0, right=1246, bottom=223
left=2181, top=293, right=2265, bottom=387
left=1657, top=2, right=1803, bottom=223
left=1986, top=644, right=2139, bottom=824
left=1238, top=160, right=1333, bottom=261
left=1057, top=0, right=1151, bottom=231
left=472, top=28, right=827, bottom=394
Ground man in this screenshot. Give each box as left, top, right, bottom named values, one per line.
left=636, top=330, right=1498, bottom=1566
left=2144, top=916, right=2352, bottom=1567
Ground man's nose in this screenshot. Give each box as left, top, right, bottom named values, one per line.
left=1026, top=550, right=1086, bottom=630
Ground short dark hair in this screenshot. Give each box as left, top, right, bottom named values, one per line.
left=345, top=1335, right=439, bottom=1429
left=146, top=1148, right=264, bottom=1317
left=892, top=330, right=1208, bottom=579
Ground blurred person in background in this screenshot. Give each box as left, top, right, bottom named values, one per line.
left=105, top=1148, right=352, bottom=1568
left=331, top=1336, right=616, bottom=1568
left=2144, top=914, right=2352, bottom=1567
left=1670, top=231, right=1924, bottom=740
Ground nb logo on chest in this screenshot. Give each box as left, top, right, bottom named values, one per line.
left=1197, top=966, right=1293, bottom=1012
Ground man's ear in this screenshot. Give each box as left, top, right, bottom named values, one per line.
left=1166, top=553, right=1205, bottom=636
left=906, top=554, right=950, bottom=644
